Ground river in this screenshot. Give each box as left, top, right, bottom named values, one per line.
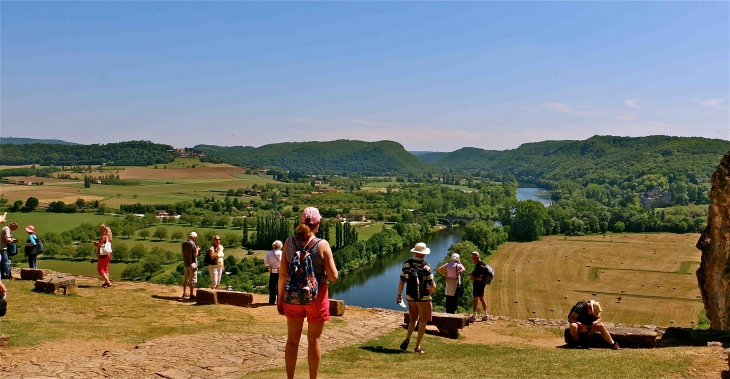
left=329, top=227, right=463, bottom=311
left=329, top=187, right=551, bottom=310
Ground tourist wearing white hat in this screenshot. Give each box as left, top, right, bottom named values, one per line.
left=397, top=242, right=436, bottom=354
left=437, top=253, right=465, bottom=314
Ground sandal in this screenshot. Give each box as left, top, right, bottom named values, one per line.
left=414, top=347, right=426, bottom=354
left=399, top=339, right=410, bottom=351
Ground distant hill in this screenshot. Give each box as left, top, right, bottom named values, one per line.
left=0, top=137, right=79, bottom=145
left=196, top=140, right=431, bottom=175
left=409, top=151, right=449, bottom=164
left=0, top=140, right=176, bottom=166
left=431, top=135, right=730, bottom=186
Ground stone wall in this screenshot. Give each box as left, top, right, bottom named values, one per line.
left=696, top=151, right=730, bottom=330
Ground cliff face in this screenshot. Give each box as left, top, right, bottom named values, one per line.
left=697, top=151, right=730, bottom=330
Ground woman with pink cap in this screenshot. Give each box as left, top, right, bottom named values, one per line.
left=24, top=225, right=40, bottom=269
left=277, top=207, right=338, bottom=379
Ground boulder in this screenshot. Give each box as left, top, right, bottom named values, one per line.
left=212, top=290, right=253, bottom=307
left=195, top=289, right=218, bottom=305
left=563, top=326, right=657, bottom=348
left=0, top=334, right=9, bottom=347
left=329, top=299, right=345, bottom=316
left=696, top=151, right=730, bottom=330
left=20, top=268, right=45, bottom=281
left=403, top=312, right=467, bottom=339
left=34, top=275, right=77, bottom=294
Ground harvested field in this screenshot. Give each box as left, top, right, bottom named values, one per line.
left=118, top=166, right=248, bottom=180
left=485, top=233, right=702, bottom=327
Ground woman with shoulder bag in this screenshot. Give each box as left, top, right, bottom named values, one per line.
left=437, top=253, right=465, bottom=314
left=94, top=224, right=113, bottom=288
left=207, top=235, right=225, bottom=289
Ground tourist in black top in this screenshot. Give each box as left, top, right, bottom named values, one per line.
left=568, top=300, right=620, bottom=349
left=469, top=251, right=489, bottom=321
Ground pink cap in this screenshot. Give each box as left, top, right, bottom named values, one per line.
left=301, top=207, right=321, bottom=225
left=25, top=225, right=35, bottom=234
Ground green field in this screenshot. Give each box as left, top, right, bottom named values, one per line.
left=0, top=212, right=106, bottom=235
left=32, top=258, right=129, bottom=280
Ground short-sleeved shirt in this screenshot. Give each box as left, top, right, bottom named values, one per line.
left=285, top=237, right=327, bottom=285
left=181, top=239, right=197, bottom=267
left=0, top=226, right=11, bottom=249
left=265, top=249, right=282, bottom=273
left=569, top=301, right=598, bottom=325
left=439, top=261, right=465, bottom=279
left=400, top=258, right=435, bottom=301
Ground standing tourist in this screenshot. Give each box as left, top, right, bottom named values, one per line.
left=94, top=224, right=113, bottom=288
left=181, top=232, right=200, bottom=300
left=24, top=225, right=40, bottom=269
left=207, top=235, right=224, bottom=289
left=265, top=240, right=283, bottom=305
left=277, top=207, right=338, bottom=379
left=469, top=251, right=490, bottom=321
left=0, top=222, right=18, bottom=279
left=437, top=253, right=465, bottom=314
left=397, top=242, right=436, bottom=354
left=568, top=300, right=620, bottom=350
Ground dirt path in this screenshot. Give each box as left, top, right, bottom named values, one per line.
left=2, top=292, right=403, bottom=379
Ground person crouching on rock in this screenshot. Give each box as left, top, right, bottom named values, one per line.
left=568, top=300, right=620, bottom=350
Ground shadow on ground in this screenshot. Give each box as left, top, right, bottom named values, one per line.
left=360, top=346, right=406, bottom=355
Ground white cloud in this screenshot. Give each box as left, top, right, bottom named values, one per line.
left=693, top=98, right=728, bottom=109
left=624, top=98, right=643, bottom=110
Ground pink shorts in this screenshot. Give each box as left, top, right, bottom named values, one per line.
left=283, top=284, right=330, bottom=324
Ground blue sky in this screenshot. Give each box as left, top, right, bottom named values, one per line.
left=2, top=2, right=728, bottom=151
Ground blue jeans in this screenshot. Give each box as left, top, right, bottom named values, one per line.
left=0, top=249, right=10, bottom=279
left=27, top=254, right=37, bottom=269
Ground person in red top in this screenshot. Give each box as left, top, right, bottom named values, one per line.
left=94, top=224, right=113, bottom=288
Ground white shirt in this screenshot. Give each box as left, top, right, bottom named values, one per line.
left=265, top=249, right=282, bottom=273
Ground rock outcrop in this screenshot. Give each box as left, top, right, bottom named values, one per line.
left=697, top=151, right=730, bottom=330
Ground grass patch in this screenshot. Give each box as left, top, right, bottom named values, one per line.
left=249, top=330, right=714, bottom=379
left=0, top=280, right=287, bottom=347
left=695, top=309, right=711, bottom=330
left=678, top=261, right=700, bottom=275
left=587, top=267, right=601, bottom=281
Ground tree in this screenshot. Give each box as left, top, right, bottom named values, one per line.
left=75, top=243, right=96, bottom=259
left=21, top=197, right=39, bottom=212
left=153, top=226, right=168, bottom=241
left=130, top=243, right=147, bottom=262
left=510, top=200, right=550, bottom=242
left=112, top=243, right=130, bottom=262
left=84, top=175, right=91, bottom=188
left=463, top=219, right=508, bottom=254
left=75, top=198, right=86, bottom=209
left=9, top=200, right=23, bottom=212
left=222, top=233, right=238, bottom=248
left=613, top=221, right=625, bottom=233
left=171, top=230, right=185, bottom=242
left=138, top=228, right=150, bottom=240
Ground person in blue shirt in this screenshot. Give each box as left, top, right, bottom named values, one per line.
left=24, top=225, right=40, bottom=269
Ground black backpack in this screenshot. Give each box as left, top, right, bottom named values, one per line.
left=0, top=298, right=6, bottom=318
left=404, top=260, right=429, bottom=301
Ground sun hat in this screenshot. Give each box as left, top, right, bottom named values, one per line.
left=410, top=242, right=430, bottom=255
left=189, top=231, right=198, bottom=238
left=589, top=300, right=602, bottom=317
left=25, top=225, right=35, bottom=234
left=301, top=207, right=322, bottom=225
left=451, top=253, right=460, bottom=262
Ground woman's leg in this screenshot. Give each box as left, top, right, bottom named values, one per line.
left=285, top=317, right=305, bottom=379
left=307, top=321, right=325, bottom=379
left=209, top=266, right=216, bottom=289
left=406, top=300, right=419, bottom=342
left=415, top=301, right=431, bottom=350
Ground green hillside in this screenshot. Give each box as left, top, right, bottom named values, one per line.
left=196, top=140, right=431, bottom=175
left=0, top=140, right=176, bottom=166
left=432, top=135, right=730, bottom=186
left=411, top=151, right=449, bottom=164
left=0, top=137, right=79, bottom=145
